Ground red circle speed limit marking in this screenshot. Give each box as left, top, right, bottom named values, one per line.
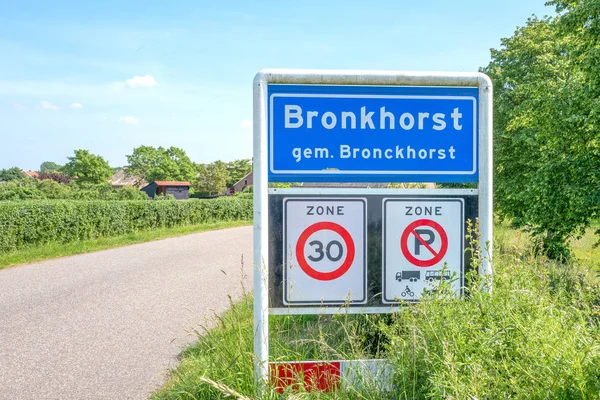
left=296, top=221, right=355, bottom=281
left=400, top=219, right=448, bottom=267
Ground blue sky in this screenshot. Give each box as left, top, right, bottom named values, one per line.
left=0, top=0, right=554, bottom=170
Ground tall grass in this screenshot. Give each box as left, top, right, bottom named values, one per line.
left=154, top=224, right=600, bottom=399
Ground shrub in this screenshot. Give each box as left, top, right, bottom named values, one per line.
left=0, top=181, right=45, bottom=201
left=112, top=186, right=148, bottom=200
left=0, top=197, right=252, bottom=252
left=37, top=179, right=72, bottom=199
left=70, top=183, right=115, bottom=200
left=383, top=226, right=600, bottom=399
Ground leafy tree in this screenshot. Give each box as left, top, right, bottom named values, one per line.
left=63, top=150, right=113, bottom=185
left=38, top=172, right=70, bottom=184
left=0, top=167, right=27, bottom=181
left=226, top=159, right=252, bottom=187
left=483, top=3, right=600, bottom=258
left=39, top=161, right=62, bottom=173
left=126, top=146, right=196, bottom=183
left=194, top=161, right=228, bottom=195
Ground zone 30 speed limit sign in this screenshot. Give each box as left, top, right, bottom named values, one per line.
left=283, top=198, right=367, bottom=305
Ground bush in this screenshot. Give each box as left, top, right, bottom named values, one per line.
left=0, top=181, right=45, bottom=201
left=112, top=186, right=148, bottom=200
left=0, top=197, right=252, bottom=252
left=37, top=179, right=72, bottom=199
left=383, top=226, right=600, bottom=399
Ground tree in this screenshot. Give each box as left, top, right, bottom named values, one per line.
left=226, top=159, right=252, bottom=187
left=126, top=146, right=196, bottom=183
left=38, top=172, right=70, bottom=184
left=0, top=167, right=27, bottom=181
left=194, top=161, right=228, bottom=195
left=483, top=4, right=600, bottom=258
left=39, top=161, right=62, bottom=173
left=63, top=150, right=114, bottom=185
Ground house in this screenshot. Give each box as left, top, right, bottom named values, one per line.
left=226, top=171, right=253, bottom=195
left=22, top=170, right=40, bottom=179
left=141, top=181, right=191, bottom=200
left=111, top=168, right=147, bottom=188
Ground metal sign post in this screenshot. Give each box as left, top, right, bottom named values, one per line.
left=253, top=69, right=493, bottom=391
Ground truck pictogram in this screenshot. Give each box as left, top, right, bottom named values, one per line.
left=395, top=270, right=421, bottom=283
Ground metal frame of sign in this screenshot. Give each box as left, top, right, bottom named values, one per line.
left=253, top=69, right=493, bottom=387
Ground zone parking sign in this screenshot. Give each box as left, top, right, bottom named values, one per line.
left=382, top=198, right=464, bottom=303
left=283, top=198, right=367, bottom=305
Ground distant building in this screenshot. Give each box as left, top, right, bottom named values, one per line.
left=226, top=171, right=253, bottom=195
left=141, top=181, right=191, bottom=200
left=22, top=170, right=40, bottom=179
left=111, top=169, right=146, bottom=188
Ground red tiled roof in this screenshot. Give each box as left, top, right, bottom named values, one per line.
left=153, top=181, right=191, bottom=187
left=22, top=170, right=40, bottom=178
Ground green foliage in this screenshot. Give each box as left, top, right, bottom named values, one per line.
left=112, top=186, right=149, bottom=200
left=0, top=197, right=252, bottom=252
left=194, top=161, right=228, bottom=195
left=0, top=181, right=45, bottom=201
left=234, top=192, right=253, bottom=200
left=63, top=149, right=113, bottom=184
left=39, top=161, right=62, bottom=173
left=0, top=167, right=27, bottom=182
left=384, top=225, right=600, bottom=399
left=126, top=146, right=196, bottom=183
left=0, top=178, right=149, bottom=201
left=37, top=179, right=71, bottom=199
left=154, top=193, right=176, bottom=201
left=483, top=5, right=600, bottom=258
left=69, top=183, right=116, bottom=200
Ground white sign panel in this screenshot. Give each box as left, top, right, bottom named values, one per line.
left=283, top=198, right=367, bottom=305
left=382, top=198, right=464, bottom=303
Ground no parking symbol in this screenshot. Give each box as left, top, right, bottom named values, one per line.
left=400, top=219, right=448, bottom=267
left=382, top=198, right=464, bottom=303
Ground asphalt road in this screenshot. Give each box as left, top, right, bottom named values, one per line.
left=0, top=226, right=253, bottom=400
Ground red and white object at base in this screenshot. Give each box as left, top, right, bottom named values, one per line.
left=270, top=359, right=393, bottom=393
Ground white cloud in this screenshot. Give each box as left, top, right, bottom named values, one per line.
left=125, top=75, right=157, bottom=88
left=40, top=100, right=59, bottom=110
left=240, top=119, right=252, bottom=129
left=70, top=102, right=83, bottom=109
left=119, top=116, right=140, bottom=125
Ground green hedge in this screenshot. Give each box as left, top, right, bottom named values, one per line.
left=0, top=197, right=252, bottom=252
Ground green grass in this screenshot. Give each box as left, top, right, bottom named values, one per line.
left=571, top=223, right=600, bottom=274
left=153, top=223, right=600, bottom=399
left=0, top=220, right=251, bottom=270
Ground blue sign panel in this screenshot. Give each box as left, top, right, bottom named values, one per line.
left=268, top=85, right=478, bottom=182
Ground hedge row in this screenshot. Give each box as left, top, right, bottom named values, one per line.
left=0, top=197, right=252, bottom=252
